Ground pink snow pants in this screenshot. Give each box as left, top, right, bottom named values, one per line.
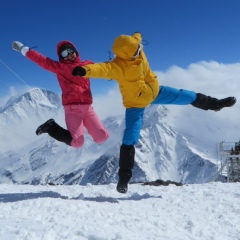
left=64, top=104, right=109, bottom=148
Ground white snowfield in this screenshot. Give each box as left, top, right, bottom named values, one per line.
left=0, top=182, right=239, bottom=240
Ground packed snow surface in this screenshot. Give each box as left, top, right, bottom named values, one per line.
left=0, top=182, right=239, bottom=240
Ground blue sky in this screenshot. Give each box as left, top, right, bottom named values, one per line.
left=1, top=0, right=240, bottom=99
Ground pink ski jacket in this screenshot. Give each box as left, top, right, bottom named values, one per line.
left=26, top=40, right=93, bottom=106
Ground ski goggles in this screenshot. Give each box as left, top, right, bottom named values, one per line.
left=131, top=44, right=141, bottom=60
left=61, top=47, right=76, bottom=58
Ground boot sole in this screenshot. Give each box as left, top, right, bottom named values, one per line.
left=214, top=97, right=237, bottom=111
left=116, top=188, right=128, bottom=194
left=116, top=183, right=128, bottom=193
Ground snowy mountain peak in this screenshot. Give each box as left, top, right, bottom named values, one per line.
left=1, top=88, right=61, bottom=114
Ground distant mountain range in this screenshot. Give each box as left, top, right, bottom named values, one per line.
left=0, top=88, right=219, bottom=185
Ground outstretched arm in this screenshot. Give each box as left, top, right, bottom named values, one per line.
left=72, top=62, right=120, bottom=80
left=12, top=41, right=59, bottom=74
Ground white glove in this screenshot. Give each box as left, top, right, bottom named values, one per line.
left=12, top=41, right=29, bottom=56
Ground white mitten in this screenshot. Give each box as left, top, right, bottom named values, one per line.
left=12, top=41, right=29, bottom=56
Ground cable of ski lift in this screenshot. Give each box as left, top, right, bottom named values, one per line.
left=0, top=58, right=31, bottom=88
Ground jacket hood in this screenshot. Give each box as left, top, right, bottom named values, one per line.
left=57, top=40, right=80, bottom=62
left=112, top=34, right=141, bottom=60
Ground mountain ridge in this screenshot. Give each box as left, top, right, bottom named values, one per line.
left=0, top=88, right=219, bottom=185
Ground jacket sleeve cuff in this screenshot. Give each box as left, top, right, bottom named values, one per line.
left=81, top=66, right=89, bottom=76
left=21, top=46, right=29, bottom=56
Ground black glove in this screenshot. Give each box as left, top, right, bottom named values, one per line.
left=72, top=67, right=86, bottom=76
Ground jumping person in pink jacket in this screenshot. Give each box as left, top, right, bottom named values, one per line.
left=12, top=40, right=109, bottom=148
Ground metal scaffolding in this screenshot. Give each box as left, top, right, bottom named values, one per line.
left=217, top=141, right=240, bottom=182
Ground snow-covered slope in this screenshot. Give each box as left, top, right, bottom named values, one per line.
left=0, top=182, right=239, bottom=240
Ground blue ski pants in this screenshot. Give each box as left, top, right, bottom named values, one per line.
left=122, top=86, right=196, bottom=145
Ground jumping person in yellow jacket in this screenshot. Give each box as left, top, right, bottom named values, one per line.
left=72, top=32, right=236, bottom=193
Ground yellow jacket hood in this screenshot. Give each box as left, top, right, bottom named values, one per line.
left=112, top=33, right=141, bottom=60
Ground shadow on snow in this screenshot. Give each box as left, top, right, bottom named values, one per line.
left=0, top=191, right=162, bottom=203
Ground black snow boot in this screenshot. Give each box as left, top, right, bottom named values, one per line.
left=117, top=144, right=135, bottom=194
left=117, top=168, right=132, bottom=194
left=191, top=93, right=236, bottom=111
left=36, top=119, right=55, bottom=135
left=36, top=119, right=72, bottom=146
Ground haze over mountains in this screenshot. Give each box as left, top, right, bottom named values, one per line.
left=0, top=88, right=236, bottom=185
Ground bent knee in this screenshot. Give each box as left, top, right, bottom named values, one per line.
left=94, top=129, right=110, bottom=144
left=70, top=136, right=84, bottom=148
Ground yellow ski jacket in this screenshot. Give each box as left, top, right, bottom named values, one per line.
left=82, top=32, right=160, bottom=108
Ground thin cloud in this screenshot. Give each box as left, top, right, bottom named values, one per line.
left=155, top=61, right=240, bottom=96
left=154, top=61, right=240, bottom=155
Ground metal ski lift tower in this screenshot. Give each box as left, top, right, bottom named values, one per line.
left=218, top=141, right=240, bottom=182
